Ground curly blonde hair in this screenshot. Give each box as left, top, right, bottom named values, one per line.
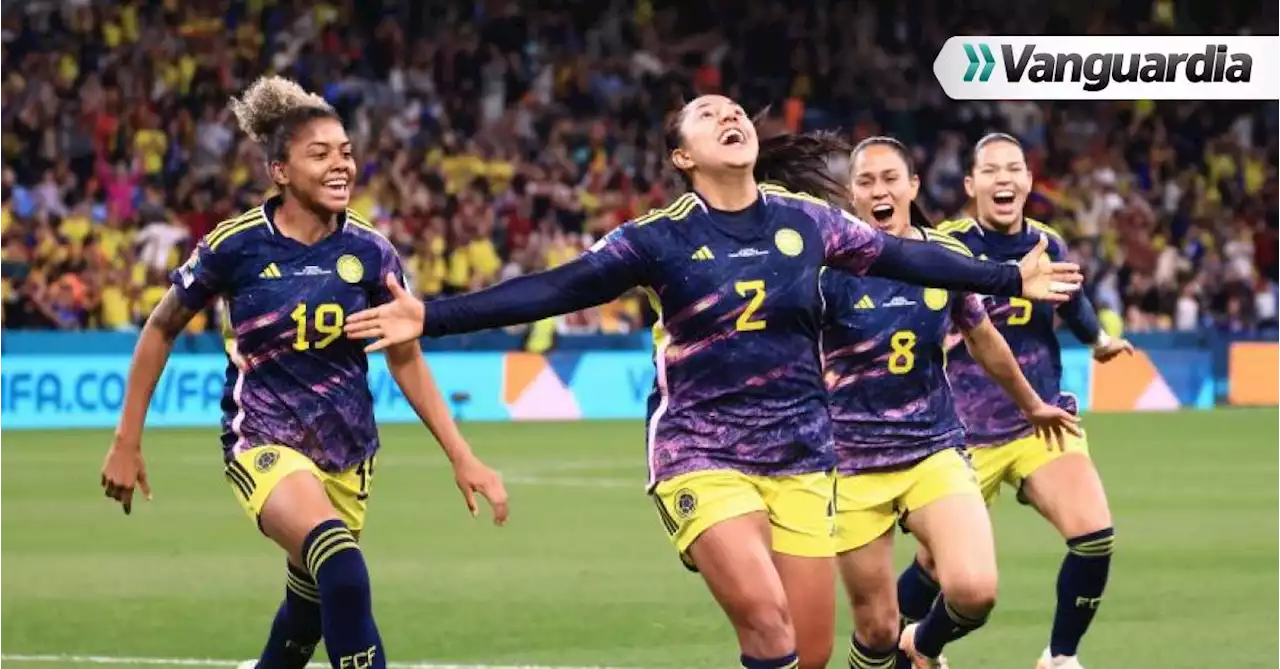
left=228, top=76, right=338, bottom=161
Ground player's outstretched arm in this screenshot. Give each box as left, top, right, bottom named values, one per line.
left=101, top=289, right=200, bottom=514
left=1057, top=289, right=1134, bottom=362
left=865, top=234, right=1082, bottom=302
left=384, top=340, right=509, bottom=525
left=960, top=315, right=1082, bottom=451
left=347, top=251, right=642, bottom=352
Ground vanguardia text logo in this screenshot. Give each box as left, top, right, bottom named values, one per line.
left=934, top=36, right=1279, bottom=100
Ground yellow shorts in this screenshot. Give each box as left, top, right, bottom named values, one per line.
left=966, top=430, right=1090, bottom=504
left=652, top=469, right=836, bottom=562
left=225, top=446, right=375, bottom=532
left=834, top=448, right=979, bottom=553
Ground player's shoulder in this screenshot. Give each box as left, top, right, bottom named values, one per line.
left=341, top=209, right=396, bottom=253
left=204, top=205, right=270, bottom=254
left=627, top=192, right=705, bottom=230
left=1024, top=217, right=1067, bottom=253
left=920, top=228, right=974, bottom=257
left=757, top=182, right=844, bottom=224
left=935, top=217, right=983, bottom=241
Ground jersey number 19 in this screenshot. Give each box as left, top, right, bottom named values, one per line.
left=291, top=302, right=346, bottom=351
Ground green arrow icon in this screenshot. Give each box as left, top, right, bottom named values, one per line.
left=963, top=43, right=996, bottom=82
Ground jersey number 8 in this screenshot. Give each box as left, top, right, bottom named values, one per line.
left=291, top=302, right=345, bottom=351
left=888, top=329, right=917, bottom=374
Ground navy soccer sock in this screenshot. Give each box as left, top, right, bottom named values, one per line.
left=1050, top=528, right=1115, bottom=657
left=897, top=558, right=942, bottom=624
left=256, top=562, right=323, bottom=669
left=740, top=652, right=799, bottom=668
left=912, top=596, right=990, bottom=658
left=303, top=519, right=386, bottom=669
left=847, top=634, right=895, bottom=668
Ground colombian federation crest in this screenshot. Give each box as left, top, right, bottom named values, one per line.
left=774, top=228, right=803, bottom=257
left=254, top=447, right=280, bottom=473
left=336, top=255, right=364, bottom=284
left=674, top=489, right=698, bottom=518
left=923, top=288, right=949, bottom=311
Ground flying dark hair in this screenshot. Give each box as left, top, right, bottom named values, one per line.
left=850, top=135, right=934, bottom=228
left=754, top=131, right=855, bottom=211
left=968, top=132, right=1024, bottom=174
left=229, top=76, right=341, bottom=164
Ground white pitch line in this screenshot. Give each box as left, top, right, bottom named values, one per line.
left=0, top=654, right=627, bottom=669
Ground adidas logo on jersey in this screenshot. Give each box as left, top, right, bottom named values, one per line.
left=259, top=263, right=282, bottom=279
left=691, top=246, right=715, bottom=261
left=854, top=295, right=875, bottom=309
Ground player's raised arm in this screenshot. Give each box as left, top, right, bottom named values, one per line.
left=345, top=226, right=648, bottom=352
left=820, top=209, right=1082, bottom=302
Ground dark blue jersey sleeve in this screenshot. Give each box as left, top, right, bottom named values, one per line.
left=170, top=239, right=232, bottom=310
left=423, top=224, right=649, bottom=337
left=868, top=235, right=1023, bottom=297
left=1047, top=237, right=1101, bottom=344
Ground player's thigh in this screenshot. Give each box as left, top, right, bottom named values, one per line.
left=226, top=446, right=343, bottom=564
left=1018, top=433, right=1112, bottom=539
left=652, top=469, right=769, bottom=567
left=836, top=529, right=899, bottom=649
left=758, top=471, right=837, bottom=667
left=323, top=454, right=376, bottom=534
left=687, top=511, right=795, bottom=653
left=902, top=449, right=997, bottom=607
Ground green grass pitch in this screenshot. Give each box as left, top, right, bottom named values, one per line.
left=3, top=409, right=1277, bottom=668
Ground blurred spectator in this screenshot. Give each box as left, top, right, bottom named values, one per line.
left=1, top=0, right=1276, bottom=342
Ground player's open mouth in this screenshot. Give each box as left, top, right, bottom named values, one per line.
left=992, top=190, right=1017, bottom=206
left=323, top=179, right=349, bottom=196
left=870, top=203, right=894, bottom=222
left=718, top=128, right=746, bottom=145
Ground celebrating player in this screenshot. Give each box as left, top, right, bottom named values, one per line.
left=99, top=76, right=509, bottom=669
left=344, top=95, right=1081, bottom=669
left=898, top=133, right=1133, bottom=669
left=821, top=137, right=1081, bottom=669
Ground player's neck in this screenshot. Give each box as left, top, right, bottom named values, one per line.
left=275, top=197, right=338, bottom=246
left=693, top=171, right=758, bottom=212
left=977, top=214, right=1024, bottom=237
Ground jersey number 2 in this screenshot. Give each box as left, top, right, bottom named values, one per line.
left=291, top=302, right=345, bottom=351
left=735, top=280, right=767, bottom=331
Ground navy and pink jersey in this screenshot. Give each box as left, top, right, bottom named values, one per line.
left=171, top=198, right=404, bottom=472
left=421, top=185, right=1027, bottom=490
left=821, top=229, right=988, bottom=474
left=938, top=218, right=1101, bottom=447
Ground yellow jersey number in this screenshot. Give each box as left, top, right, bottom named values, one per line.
left=1008, top=297, right=1033, bottom=325
left=734, top=280, right=767, bottom=331
left=291, top=302, right=345, bottom=351
left=888, top=329, right=916, bottom=374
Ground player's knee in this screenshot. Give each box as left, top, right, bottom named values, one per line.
left=736, top=599, right=795, bottom=656
left=942, top=569, right=998, bottom=616
left=851, top=594, right=900, bottom=650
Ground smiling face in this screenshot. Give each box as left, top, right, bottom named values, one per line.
left=272, top=116, right=356, bottom=214
left=668, top=95, right=759, bottom=177
left=849, top=142, right=919, bottom=238
left=965, top=136, right=1032, bottom=231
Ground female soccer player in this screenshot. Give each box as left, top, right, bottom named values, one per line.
left=99, top=76, right=509, bottom=669
left=822, top=137, right=1081, bottom=669
left=901, top=133, right=1133, bottom=669
left=345, top=95, right=1081, bottom=669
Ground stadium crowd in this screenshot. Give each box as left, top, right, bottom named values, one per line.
left=2, top=0, right=1276, bottom=336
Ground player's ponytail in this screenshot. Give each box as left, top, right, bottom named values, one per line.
left=754, top=131, right=855, bottom=212
left=850, top=135, right=935, bottom=229
left=229, top=76, right=339, bottom=162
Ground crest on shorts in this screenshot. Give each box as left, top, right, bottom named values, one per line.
left=336, top=254, right=364, bottom=284
left=254, top=448, right=280, bottom=473
left=923, top=288, right=949, bottom=311
left=674, top=488, right=698, bottom=518
left=774, top=228, right=803, bottom=257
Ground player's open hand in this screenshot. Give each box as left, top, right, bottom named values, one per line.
left=1017, top=235, right=1083, bottom=304
left=1092, top=336, right=1135, bottom=363
left=1026, top=402, right=1083, bottom=451
left=100, top=439, right=152, bottom=515
left=345, top=273, right=426, bottom=353
left=452, top=454, right=509, bottom=526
